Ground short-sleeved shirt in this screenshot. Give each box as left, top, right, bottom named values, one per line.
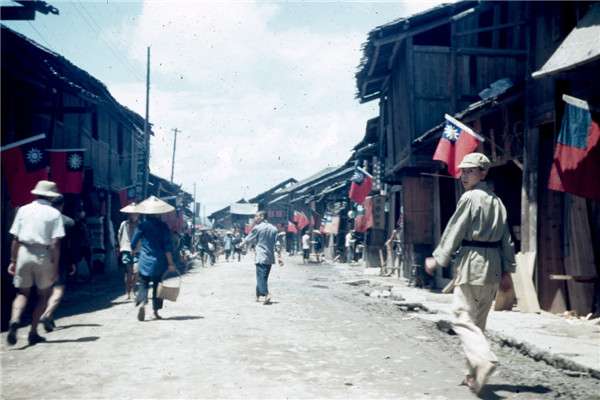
left=10, top=199, right=65, bottom=245
left=302, top=234, right=310, bottom=250
left=432, top=182, right=516, bottom=286
left=118, top=219, right=141, bottom=253
left=242, top=220, right=278, bottom=265
left=131, top=217, right=173, bottom=276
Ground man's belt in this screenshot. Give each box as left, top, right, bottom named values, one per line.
left=462, top=240, right=500, bottom=248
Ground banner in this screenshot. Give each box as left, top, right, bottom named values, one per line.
left=48, top=149, right=85, bottom=193
left=355, top=197, right=374, bottom=233
left=323, top=212, right=340, bottom=235
left=433, top=114, right=485, bottom=178
left=1, top=133, right=48, bottom=207
left=372, top=195, right=386, bottom=230
left=548, top=96, right=600, bottom=200
left=119, top=185, right=137, bottom=208
left=349, top=167, right=373, bottom=205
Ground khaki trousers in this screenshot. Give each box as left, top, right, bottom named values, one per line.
left=452, top=284, right=499, bottom=372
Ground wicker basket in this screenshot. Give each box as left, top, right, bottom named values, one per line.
left=157, top=270, right=181, bottom=302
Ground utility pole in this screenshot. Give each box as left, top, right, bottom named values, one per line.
left=170, top=128, right=179, bottom=183
left=142, top=46, right=151, bottom=199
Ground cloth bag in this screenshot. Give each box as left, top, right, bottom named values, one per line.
left=157, top=270, right=181, bottom=302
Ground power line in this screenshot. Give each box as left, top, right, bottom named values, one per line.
left=68, top=0, right=144, bottom=82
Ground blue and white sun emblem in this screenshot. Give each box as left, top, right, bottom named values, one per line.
left=444, top=123, right=460, bottom=142
left=68, top=153, right=83, bottom=169
left=26, top=147, right=43, bottom=164
left=352, top=170, right=365, bottom=184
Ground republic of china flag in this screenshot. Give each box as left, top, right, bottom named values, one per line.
left=1, top=133, right=48, bottom=207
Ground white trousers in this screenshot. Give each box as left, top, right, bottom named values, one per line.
left=452, top=284, right=499, bottom=373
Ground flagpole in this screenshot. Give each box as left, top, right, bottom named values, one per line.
left=143, top=46, right=151, bottom=199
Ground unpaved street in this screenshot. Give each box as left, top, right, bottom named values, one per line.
left=2, top=254, right=598, bottom=399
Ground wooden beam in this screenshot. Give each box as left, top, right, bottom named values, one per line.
left=456, top=48, right=527, bottom=57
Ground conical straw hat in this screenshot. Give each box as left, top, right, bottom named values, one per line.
left=120, top=203, right=138, bottom=213
left=135, top=196, right=175, bottom=215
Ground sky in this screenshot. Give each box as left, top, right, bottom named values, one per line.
left=2, top=0, right=446, bottom=216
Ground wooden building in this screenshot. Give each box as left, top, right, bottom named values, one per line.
left=355, top=1, right=599, bottom=315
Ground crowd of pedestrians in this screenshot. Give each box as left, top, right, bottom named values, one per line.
left=5, top=153, right=515, bottom=396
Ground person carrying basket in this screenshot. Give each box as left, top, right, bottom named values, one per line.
left=130, top=196, right=177, bottom=321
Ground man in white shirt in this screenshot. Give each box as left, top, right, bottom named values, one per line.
left=7, top=180, right=65, bottom=346
left=301, top=232, right=310, bottom=263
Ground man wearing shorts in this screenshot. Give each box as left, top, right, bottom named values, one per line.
left=7, top=180, right=65, bottom=346
left=118, top=205, right=140, bottom=300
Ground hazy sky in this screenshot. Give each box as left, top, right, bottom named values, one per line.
left=3, top=0, right=445, bottom=215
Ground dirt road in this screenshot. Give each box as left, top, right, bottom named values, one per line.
left=2, top=254, right=598, bottom=399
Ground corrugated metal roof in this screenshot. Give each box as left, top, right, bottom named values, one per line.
left=533, top=3, right=600, bottom=79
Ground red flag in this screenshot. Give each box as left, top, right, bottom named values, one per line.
left=355, top=197, right=374, bottom=233
left=1, top=133, right=48, bottom=207
left=349, top=167, right=373, bottom=205
left=48, top=149, right=84, bottom=193
left=433, top=115, right=485, bottom=178
left=293, top=211, right=309, bottom=230
left=286, top=221, right=298, bottom=233
left=119, top=185, right=137, bottom=208
left=548, top=98, right=600, bottom=200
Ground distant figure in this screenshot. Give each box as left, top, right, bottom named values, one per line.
left=118, top=204, right=140, bottom=300
left=301, top=231, right=310, bottom=263
left=314, top=233, right=322, bottom=263
left=40, top=195, right=79, bottom=332
left=232, top=233, right=243, bottom=262
left=223, top=233, right=233, bottom=262
left=237, top=211, right=283, bottom=304
left=6, top=180, right=65, bottom=346
left=345, top=230, right=355, bottom=263
left=131, top=196, right=177, bottom=321
left=425, top=153, right=516, bottom=395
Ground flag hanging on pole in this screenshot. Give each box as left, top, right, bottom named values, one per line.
left=319, top=218, right=326, bottom=233
left=119, top=185, right=137, bottom=208
left=292, top=211, right=309, bottom=230
left=433, top=114, right=485, bottom=178
left=1, top=133, right=48, bottom=207
left=286, top=221, right=298, bottom=233
left=48, top=149, right=85, bottom=193
left=349, top=166, right=373, bottom=205
left=548, top=95, right=600, bottom=200
left=355, top=197, right=374, bottom=233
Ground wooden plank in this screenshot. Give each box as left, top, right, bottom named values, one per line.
left=511, top=252, right=541, bottom=313
left=537, top=127, right=568, bottom=313
left=564, top=196, right=597, bottom=315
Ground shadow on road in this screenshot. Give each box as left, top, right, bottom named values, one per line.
left=10, top=336, right=100, bottom=350
left=480, top=383, right=552, bottom=399
left=151, top=316, right=204, bottom=321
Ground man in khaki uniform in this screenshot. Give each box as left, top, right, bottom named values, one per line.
left=7, top=180, right=65, bottom=346
left=425, top=153, right=515, bottom=395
